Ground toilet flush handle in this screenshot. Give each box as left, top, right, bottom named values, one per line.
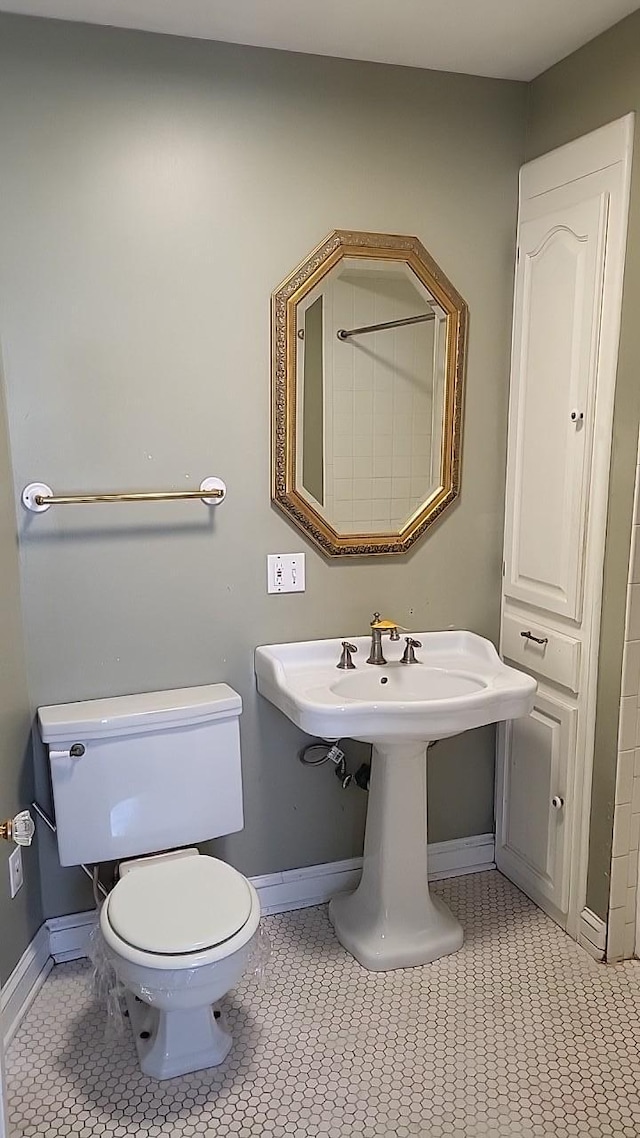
left=49, top=743, right=86, bottom=761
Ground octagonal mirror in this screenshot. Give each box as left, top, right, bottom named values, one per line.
left=272, top=230, right=467, bottom=556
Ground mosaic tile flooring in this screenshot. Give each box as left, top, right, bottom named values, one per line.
left=6, top=871, right=640, bottom=1137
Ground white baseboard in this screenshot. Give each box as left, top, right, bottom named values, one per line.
left=4, top=833, right=496, bottom=1042
left=428, top=833, right=496, bottom=882
left=251, top=856, right=362, bottom=915
left=1, top=925, right=53, bottom=1049
left=577, top=907, right=607, bottom=961
left=253, top=832, right=495, bottom=915
left=47, top=910, right=99, bottom=964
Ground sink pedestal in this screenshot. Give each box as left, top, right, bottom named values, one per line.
left=329, top=741, right=463, bottom=971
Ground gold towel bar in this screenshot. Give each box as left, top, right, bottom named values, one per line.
left=22, top=478, right=226, bottom=513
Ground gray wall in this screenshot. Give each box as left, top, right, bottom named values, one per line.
left=527, top=8, right=640, bottom=920
left=0, top=365, right=42, bottom=982
left=0, top=14, right=526, bottom=919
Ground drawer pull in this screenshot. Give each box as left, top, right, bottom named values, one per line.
left=551, top=796, right=564, bottom=810
left=520, top=630, right=549, bottom=646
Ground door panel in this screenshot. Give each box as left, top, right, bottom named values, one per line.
left=504, top=193, right=608, bottom=620
left=497, top=690, right=577, bottom=917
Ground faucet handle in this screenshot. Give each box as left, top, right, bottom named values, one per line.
left=400, top=637, right=422, bottom=664
left=337, top=642, right=358, bottom=670
left=371, top=614, right=401, bottom=640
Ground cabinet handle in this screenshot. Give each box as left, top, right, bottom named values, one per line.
left=520, top=630, right=549, bottom=646
left=570, top=410, right=584, bottom=422
left=551, top=796, right=564, bottom=810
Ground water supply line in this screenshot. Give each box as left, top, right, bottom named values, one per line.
left=298, top=738, right=442, bottom=794
left=298, top=741, right=353, bottom=789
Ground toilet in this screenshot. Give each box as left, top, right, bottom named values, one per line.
left=38, top=684, right=261, bottom=1080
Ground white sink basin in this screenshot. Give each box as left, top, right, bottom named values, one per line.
left=255, top=630, right=535, bottom=744
left=332, top=666, right=485, bottom=702
left=255, top=628, right=536, bottom=974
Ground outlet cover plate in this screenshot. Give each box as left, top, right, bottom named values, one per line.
left=9, top=845, right=23, bottom=898
left=267, top=553, right=306, bottom=594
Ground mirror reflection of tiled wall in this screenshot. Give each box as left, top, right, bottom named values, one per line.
left=300, top=260, right=446, bottom=536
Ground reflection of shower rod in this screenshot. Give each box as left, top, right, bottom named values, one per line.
left=336, top=311, right=436, bottom=340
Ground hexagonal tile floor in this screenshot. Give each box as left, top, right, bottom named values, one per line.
left=6, top=871, right=640, bottom=1137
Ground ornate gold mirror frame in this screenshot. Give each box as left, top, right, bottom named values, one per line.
left=272, top=230, right=467, bottom=557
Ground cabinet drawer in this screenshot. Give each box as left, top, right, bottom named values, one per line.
left=502, top=613, right=581, bottom=693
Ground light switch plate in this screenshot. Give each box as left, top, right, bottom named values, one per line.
left=9, top=845, right=23, bottom=898
left=267, top=553, right=306, bottom=594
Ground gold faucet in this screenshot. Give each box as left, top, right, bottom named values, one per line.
left=367, top=612, right=401, bottom=665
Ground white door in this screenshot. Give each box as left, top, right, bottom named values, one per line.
left=496, top=690, right=577, bottom=920
left=504, top=192, right=608, bottom=620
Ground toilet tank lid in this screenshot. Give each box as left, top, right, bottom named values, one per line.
left=38, top=683, right=242, bottom=742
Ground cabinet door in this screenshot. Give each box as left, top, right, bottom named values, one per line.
left=496, top=690, right=577, bottom=919
left=503, top=191, right=609, bottom=620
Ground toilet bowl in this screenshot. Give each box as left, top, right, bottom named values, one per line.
left=99, top=850, right=261, bottom=1079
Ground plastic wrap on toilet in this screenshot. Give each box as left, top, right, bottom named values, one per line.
left=88, top=922, right=128, bottom=1038
left=88, top=921, right=271, bottom=1036
left=245, top=924, right=272, bottom=984
left=127, top=926, right=273, bottom=1002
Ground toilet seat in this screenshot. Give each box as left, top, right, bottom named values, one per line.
left=108, top=854, right=253, bottom=954
left=100, top=854, right=261, bottom=969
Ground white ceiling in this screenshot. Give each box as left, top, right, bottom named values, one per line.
left=0, top=0, right=638, bottom=81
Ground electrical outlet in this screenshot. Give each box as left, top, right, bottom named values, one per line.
left=9, top=845, right=23, bottom=898
left=267, top=553, right=306, bottom=594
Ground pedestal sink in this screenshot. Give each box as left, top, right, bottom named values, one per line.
left=255, top=631, right=536, bottom=971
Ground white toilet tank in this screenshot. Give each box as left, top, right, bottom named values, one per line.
left=38, top=684, right=244, bottom=867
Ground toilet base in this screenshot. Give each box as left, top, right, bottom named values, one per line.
left=126, top=992, right=232, bottom=1080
